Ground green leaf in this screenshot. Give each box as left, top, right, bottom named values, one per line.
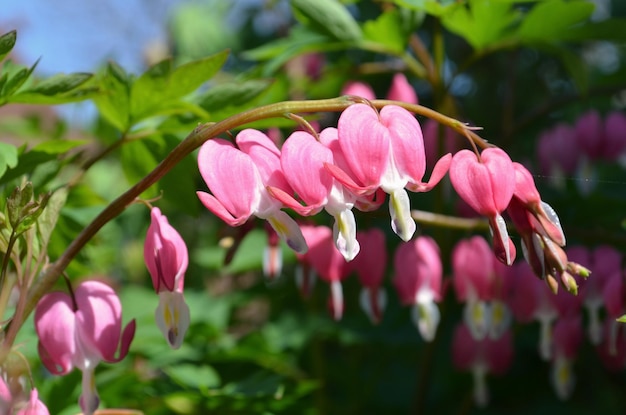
left=7, top=71, right=97, bottom=104
left=197, top=80, right=273, bottom=113
left=442, top=0, right=519, bottom=50
left=290, top=0, right=362, bottom=43
left=20, top=72, right=92, bottom=95
left=93, top=61, right=131, bottom=131
left=37, top=187, right=67, bottom=249
left=0, top=140, right=87, bottom=186
left=0, top=142, right=18, bottom=178
left=388, top=0, right=461, bottom=17
left=516, top=0, right=594, bottom=41
left=243, top=27, right=348, bottom=76
left=362, top=10, right=407, bottom=54
left=617, top=315, right=626, bottom=323
left=130, top=50, right=229, bottom=122
left=560, top=18, right=626, bottom=42
left=1, top=58, right=39, bottom=97
left=0, top=30, right=17, bottom=62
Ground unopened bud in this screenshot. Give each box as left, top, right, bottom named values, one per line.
left=567, top=261, right=591, bottom=279
left=560, top=272, right=578, bottom=295
left=546, top=274, right=559, bottom=294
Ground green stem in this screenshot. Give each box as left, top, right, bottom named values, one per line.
left=411, top=210, right=489, bottom=231
left=1, top=97, right=490, bottom=352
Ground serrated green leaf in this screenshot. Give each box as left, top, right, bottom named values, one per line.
left=363, top=10, right=407, bottom=54
left=130, top=50, right=228, bottom=122
left=516, top=0, right=594, bottom=41
left=0, top=142, right=18, bottom=178
left=442, top=0, right=519, bottom=50
left=165, top=364, right=221, bottom=389
left=291, top=0, right=362, bottom=43
left=93, top=62, right=131, bottom=131
left=0, top=30, right=17, bottom=62
left=197, top=80, right=273, bottom=113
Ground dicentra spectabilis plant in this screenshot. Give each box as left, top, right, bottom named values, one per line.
left=1, top=1, right=625, bottom=412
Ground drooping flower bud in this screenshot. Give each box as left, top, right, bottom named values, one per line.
left=144, top=207, right=190, bottom=349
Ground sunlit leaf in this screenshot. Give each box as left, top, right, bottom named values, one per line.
left=442, top=0, right=519, bottom=50
left=1, top=58, right=39, bottom=98
left=516, top=0, right=594, bottom=41
left=291, top=0, right=362, bottom=43
left=130, top=50, right=229, bottom=122
left=94, top=61, right=132, bottom=131
left=37, top=187, right=68, bottom=249
left=197, top=80, right=273, bottom=113
left=363, top=10, right=407, bottom=54
left=0, top=30, right=17, bottom=62
left=0, top=141, right=18, bottom=178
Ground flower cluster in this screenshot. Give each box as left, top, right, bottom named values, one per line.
left=197, top=102, right=451, bottom=264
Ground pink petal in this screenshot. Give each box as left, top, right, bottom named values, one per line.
left=236, top=129, right=292, bottom=191
left=338, top=104, right=390, bottom=188
left=144, top=208, right=188, bottom=293
left=34, top=292, right=77, bottom=375
left=74, top=281, right=131, bottom=363
left=341, top=81, right=375, bottom=100
left=352, top=228, right=387, bottom=288
left=406, top=153, right=451, bottom=192
left=380, top=105, right=426, bottom=188
left=386, top=73, right=418, bottom=104
left=198, top=139, right=261, bottom=224
left=281, top=131, right=333, bottom=207
left=393, top=237, right=443, bottom=305
left=450, top=148, right=515, bottom=216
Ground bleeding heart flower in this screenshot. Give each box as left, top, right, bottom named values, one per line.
left=450, top=148, right=516, bottom=265
left=35, top=280, right=135, bottom=415
left=352, top=229, right=388, bottom=324
left=197, top=130, right=307, bottom=254
left=393, top=236, right=443, bottom=341
left=330, top=103, right=450, bottom=242
left=452, top=323, right=513, bottom=408
left=452, top=236, right=512, bottom=340
left=269, top=128, right=360, bottom=261
left=144, top=207, right=190, bottom=349
left=303, top=225, right=351, bottom=320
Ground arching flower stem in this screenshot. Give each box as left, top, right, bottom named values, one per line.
left=3, top=97, right=490, bottom=355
